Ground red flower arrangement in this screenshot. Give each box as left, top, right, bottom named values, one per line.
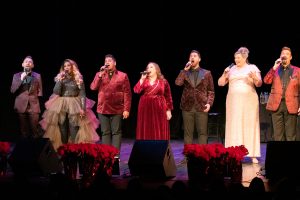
left=0, top=141, right=11, bottom=155
left=0, top=141, right=11, bottom=176
left=57, top=143, right=119, bottom=187
left=183, top=143, right=248, bottom=182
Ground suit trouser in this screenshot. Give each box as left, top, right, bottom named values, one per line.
left=59, top=113, right=79, bottom=144
left=182, top=110, right=208, bottom=144
left=271, top=100, right=297, bottom=141
left=98, top=113, right=122, bottom=156
left=18, top=112, right=40, bottom=138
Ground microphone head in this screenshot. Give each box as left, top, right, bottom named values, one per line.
left=140, top=71, right=150, bottom=75
left=185, top=62, right=191, bottom=67
left=229, top=63, right=234, bottom=68
left=100, top=65, right=109, bottom=71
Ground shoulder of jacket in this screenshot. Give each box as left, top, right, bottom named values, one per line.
left=116, top=70, right=125, bottom=75
left=32, top=71, right=41, bottom=76
left=202, top=68, right=211, bottom=74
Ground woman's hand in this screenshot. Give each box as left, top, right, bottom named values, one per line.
left=166, top=110, right=172, bottom=120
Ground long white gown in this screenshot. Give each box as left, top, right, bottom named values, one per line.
left=224, top=64, right=261, bottom=158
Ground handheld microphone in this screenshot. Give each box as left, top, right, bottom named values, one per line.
left=185, top=62, right=191, bottom=68
left=275, top=59, right=282, bottom=65
left=228, top=63, right=234, bottom=68
left=100, top=64, right=109, bottom=71
left=60, top=69, right=68, bottom=79
left=140, top=71, right=150, bottom=75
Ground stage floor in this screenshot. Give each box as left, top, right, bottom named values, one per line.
left=113, top=138, right=267, bottom=190
left=0, top=138, right=269, bottom=193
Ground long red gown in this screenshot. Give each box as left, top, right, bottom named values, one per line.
left=133, top=78, right=173, bottom=140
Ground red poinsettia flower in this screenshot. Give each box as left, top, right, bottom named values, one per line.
left=183, top=143, right=248, bottom=182
left=57, top=143, right=119, bottom=186
left=0, top=141, right=11, bottom=155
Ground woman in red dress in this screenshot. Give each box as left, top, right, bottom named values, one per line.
left=134, top=62, right=173, bottom=140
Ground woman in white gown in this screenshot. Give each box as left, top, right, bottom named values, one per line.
left=218, top=47, right=262, bottom=164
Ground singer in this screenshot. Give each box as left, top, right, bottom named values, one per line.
left=90, top=54, right=132, bottom=158
left=264, top=46, right=300, bottom=142
left=39, top=59, right=100, bottom=150
left=10, top=56, right=43, bottom=139
left=218, top=47, right=262, bottom=164
left=134, top=62, right=173, bottom=140
left=175, top=49, right=215, bottom=148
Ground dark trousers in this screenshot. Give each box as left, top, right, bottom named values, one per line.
left=271, top=100, right=297, bottom=141
left=98, top=113, right=122, bottom=155
left=59, top=113, right=79, bottom=144
left=18, top=112, right=40, bottom=138
left=182, top=110, right=208, bottom=144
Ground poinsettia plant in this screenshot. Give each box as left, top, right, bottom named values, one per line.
left=183, top=143, right=248, bottom=163
left=57, top=143, right=119, bottom=186
left=0, top=141, right=11, bottom=176
left=0, top=141, right=11, bottom=155
left=183, top=143, right=248, bottom=181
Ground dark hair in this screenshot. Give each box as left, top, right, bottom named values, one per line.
left=105, top=54, right=116, bottom=61
left=25, top=55, right=33, bottom=60
left=190, top=50, right=201, bottom=58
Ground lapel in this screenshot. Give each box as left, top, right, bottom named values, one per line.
left=277, top=65, right=294, bottom=87
left=287, top=66, right=294, bottom=86
left=187, top=71, right=195, bottom=87
left=28, top=73, right=35, bottom=93
left=187, top=68, right=205, bottom=87
left=196, top=68, right=205, bottom=86
left=109, top=70, right=118, bottom=85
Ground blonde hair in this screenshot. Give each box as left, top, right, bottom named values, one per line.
left=281, top=46, right=292, bottom=55
left=55, top=59, right=83, bottom=88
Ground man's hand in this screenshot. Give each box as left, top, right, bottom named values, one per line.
left=203, top=104, right=211, bottom=112
left=21, top=72, right=27, bottom=81
left=123, top=111, right=130, bottom=119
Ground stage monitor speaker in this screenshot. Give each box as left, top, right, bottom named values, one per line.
left=8, top=138, right=63, bottom=177
left=265, top=141, right=300, bottom=182
left=128, top=140, right=176, bottom=179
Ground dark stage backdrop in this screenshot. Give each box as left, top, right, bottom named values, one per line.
left=1, top=0, right=300, bottom=141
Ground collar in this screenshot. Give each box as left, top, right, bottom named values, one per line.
left=281, top=64, right=291, bottom=70
left=108, top=70, right=115, bottom=75
left=190, top=67, right=200, bottom=72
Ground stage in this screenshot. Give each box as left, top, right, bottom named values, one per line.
left=0, top=138, right=268, bottom=192
left=113, top=138, right=267, bottom=189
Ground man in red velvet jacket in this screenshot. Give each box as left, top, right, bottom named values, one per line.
left=10, top=56, right=43, bottom=138
left=175, top=50, right=215, bottom=145
left=90, top=54, right=132, bottom=157
left=263, top=46, right=300, bottom=141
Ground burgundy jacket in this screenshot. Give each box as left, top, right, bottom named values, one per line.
left=263, top=65, right=300, bottom=114
left=10, top=72, right=43, bottom=113
left=90, top=70, right=132, bottom=114
left=175, top=68, right=215, bottom=111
